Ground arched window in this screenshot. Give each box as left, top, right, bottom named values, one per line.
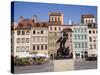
left=16, top=46, right=20, bottom=52
left=22, top=38, right=25, bottom=43
left=26, top=38, right=29, bottom=43
left=21, top=46, right=25, bottom=52
left=26, top=46, right=29, bottom=52
left=17, top=38, right=20, bottom=43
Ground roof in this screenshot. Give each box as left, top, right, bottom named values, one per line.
left=49, top=12, right=62, bottom=16
left=15, top=18, right=48, bottom=30
left=81, top=14, right=94, bottom=18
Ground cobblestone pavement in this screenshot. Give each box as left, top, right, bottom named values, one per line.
left=54, top=59, right=74, bottom=71
left=14, top=61, right=54, bottom=74
left=14, top=59, right=97, bottom=74
left=74, top=59, right=97, bottom=70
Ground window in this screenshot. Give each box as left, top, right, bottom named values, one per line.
left=22, top=38, right=25, bottom=43
left=89, top=37, right=92, bottom=42
left=17, top=31, right=20, bottom=35
left=78, top=35, right=80, bottom=39
left=52, top=17, right=53, bottom=21
left=22, top=31, right=25, bottom=35
left=94, top=44, right=96, bottom=49
left=17, top=38, right=20, bottom=43
left=26, top=38, right=29, bottom=43
left=93, top=30, right=95, bottom=34
left=91, top=20, right=93, bottom=23
left=96, top=30, right=97, bottom=33
left=81, top=35, right=83, bottom=39
left=84, top=28, right=87, bottom=32
left=41, top=45, right=43, bottom=50
left=84, top=35, right=87, bottom=39
left=78, top=43, right=80, bottom=48
left=94, top=39, right=96, bottom=42
left=82, top=43, right=84, bottom=48
left=74, top=35, right=77, bottom=39
left=50, top=27, right=52, bottom=31
left=58, top=17, right=60, bottom=21
left=37, top=45, right=39, bottom=50
left=89, top=30, right=91, bottom=34
left=33, top=30, right=35, bottom=34
left=45, top=37, right=48, bottom=42
left=45, top=45, right=47, bottom=50
left=55, top=17, right=57, bottom=21
left=81, top=28, right=83, bottom=32
left=89, top=20, right=91, bottom=23
left=54, top=27, right=57, bottom=31
left=33, top=45, right=35, bottom=50
left=33, top=37, right=35, bottom=42
left=26, top=46, right=29, bottom=52
left=75, top=43, right=77, bottom=48
left=21, top=46, right=25, bottom=52
left=78, top=29, right=80, bottom=32
left=74, top=28, right=77, bottom=32
left=26, top=31, right=29, bottom=35
left=90, top=44, right=92, bottom=49
left=85, top=43, right=87, bottom=48
left=16, top=46, right=20, bottom=52
left=37, top=31, right=39, bottom=34
left=37, top=37, right=39, bottom=42
left=86, top=20, right=87, bottom=23
left=41, top=37, right=43, bottom=42
left=41, top=30, right=43, bottom=34
left=59, top=27, right=61, bottom=31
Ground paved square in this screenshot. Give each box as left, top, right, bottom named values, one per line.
left=54, top=59, right=74, bottom=71
left=74, top=59, right=97, bottom=70
left=14, top=61, right=54, bottom=74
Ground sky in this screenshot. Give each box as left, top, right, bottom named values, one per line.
left=11, top=1, right=97, bottom=24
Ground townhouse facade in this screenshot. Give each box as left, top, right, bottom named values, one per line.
left=14, top=24, right=31, bottom=58
left=31, top=22, right=48, bottom=56
left=72, top=24, right=88, bottom=59
left=48, top=12, right=63, bottom=57
left=12, top=12, right=97, bottom=59
left=81, top=14, right=97, bottom=57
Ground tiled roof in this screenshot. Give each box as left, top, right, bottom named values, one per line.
left=15, top=19, right=48, bottom=30
left=82, top=14, right=94, bottom=18
left=49, top=12, right=62, bottom=16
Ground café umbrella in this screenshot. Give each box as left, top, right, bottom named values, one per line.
left=36, top=53, right=47, bottom=57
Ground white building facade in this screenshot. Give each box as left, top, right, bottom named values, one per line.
left=31, top=22, right=48, bottom=56
left=14, top=27, right=31, bottom=58
left=72, top=24, right=88, bottom=59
